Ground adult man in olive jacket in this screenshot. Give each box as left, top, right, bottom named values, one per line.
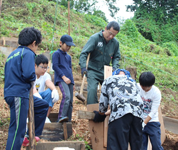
left=79, top=21, right=121, bottom=104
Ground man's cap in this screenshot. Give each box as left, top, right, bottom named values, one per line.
left=60, top=34, right=75, bottom=46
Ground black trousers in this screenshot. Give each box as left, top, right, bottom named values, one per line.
left=107, top=113, right=142, bottom=150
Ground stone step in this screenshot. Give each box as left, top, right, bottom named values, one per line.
left=26, top=141, right=85, bottom=150
left=0, top=46, right=16, bottom=58
left=0, top=37, right=18, bottom=48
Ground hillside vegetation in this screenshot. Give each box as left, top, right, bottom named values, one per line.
left=0, top=0, right=178, bottom=92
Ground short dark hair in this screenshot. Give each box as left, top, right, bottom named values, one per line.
left=139, top=72, right=155, bottom=87
left=35, top=54, right=48, bottom=66
left=106, top=21, right=120, bottom=32
left=18, top=27, right=42, bottom=46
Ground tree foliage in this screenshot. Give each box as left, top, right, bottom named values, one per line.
left=104, top=0, right=120, bottom=18
left=92, top=10, right=107, bottom=22
left=53, top=0, right=120, bottom=22
left=55, top=0, right=107, bottom=20
left=127, top=0, right=178, bottom=45
left=127, top=0, right=178, bottom=23
left=59, top=0, right=74, bottom=9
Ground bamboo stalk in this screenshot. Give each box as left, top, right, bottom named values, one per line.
left=0, top=0, right=2, bottom=15
left=68, top=1, right=70, bottom=35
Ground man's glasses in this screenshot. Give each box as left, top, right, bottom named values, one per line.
left=39, top=65, right=49, bottom=70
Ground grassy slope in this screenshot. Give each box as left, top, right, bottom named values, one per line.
left=1, top=2, right=178, bottom=149
left=0, top=0, right=178, bottom=92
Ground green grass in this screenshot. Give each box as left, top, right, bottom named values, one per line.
left=0, top=0, right=178, bottom=92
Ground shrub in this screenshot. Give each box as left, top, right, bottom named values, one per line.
left=162, top=42, right=178, bottom=56
left=121, top=19, right=139, bottom=40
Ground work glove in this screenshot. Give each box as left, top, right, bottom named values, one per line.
left=33, top=92, right=42, bottom=99
left=52, top=89, right=59, bottom=103
left=81, top=68, right=87, bottom=77
left=93, top=111, right=106, bottom=122
left=142, top=121, right=146, bottom=130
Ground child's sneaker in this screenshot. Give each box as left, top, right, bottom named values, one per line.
left=22, top=137, right=29, bottom=146
left=57, top=116, right=68, bottom=123
left=22, top=136, right=40, bottom=147
left=35, top=136, right=40, bottom=142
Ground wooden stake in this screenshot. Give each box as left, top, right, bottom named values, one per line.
left=28, top=82, right=36, bottom=150
left=68, top=1, right=70, bottom=35
left=2, top=37, right=5, bottom=46
left=87, top=104, right=106, bottom=150
left=63, top=122, right=68, bottom=140
left=103, top=66, right=112, bottom=148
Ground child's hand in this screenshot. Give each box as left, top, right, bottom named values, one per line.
left=105, top=109, right=111, bottom=116
left=62, top=76, right=71, bottom=84
left=142, top=121, right=146, bottom=130
left=73, top=85, right=75, bottom=91
left=51, top=89, right=59, bottom=103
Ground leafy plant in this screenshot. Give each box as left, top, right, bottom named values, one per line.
left=85, top=141, right=92, bottom=150
left=75, top=134, right=92, bottom=150
left=170, top=95, right=176, bottom=102
left=162, top=42, right=178, bottom=56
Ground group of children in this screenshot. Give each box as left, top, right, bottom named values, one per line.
left=4, top=27, right=75, bottom=149
left=4, top=26, right=163, bottom=150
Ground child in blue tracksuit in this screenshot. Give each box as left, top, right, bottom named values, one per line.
left=4, top=27, right=48, bottom=150
left=52, top=34, right=75, bottom=123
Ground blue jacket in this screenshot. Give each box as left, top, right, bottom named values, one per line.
left=4, top=46, right=36, bottom=99
left=52, top=49, right=74, bottom=85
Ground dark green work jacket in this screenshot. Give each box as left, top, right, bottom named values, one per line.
left=79, top=30, right=121, bottom=79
